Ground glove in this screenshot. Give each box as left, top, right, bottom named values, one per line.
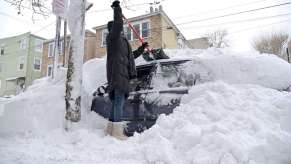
left=141, top=42, right=149, bottom=49
left=111, top=1, right=120, bottom=8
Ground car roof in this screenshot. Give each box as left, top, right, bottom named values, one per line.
left=136, top=59, right=191, bottom=70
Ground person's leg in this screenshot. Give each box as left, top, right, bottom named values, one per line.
left=113, top=89, right=125, bottom=122
left=111, top=89, right=127, bottom=140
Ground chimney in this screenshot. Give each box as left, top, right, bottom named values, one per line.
left=159, top=5, right=163, bottom=11
left=150, top=6, right=154, bottom=13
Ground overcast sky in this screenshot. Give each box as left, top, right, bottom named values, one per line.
left=0, top=0, right=290, bottom=52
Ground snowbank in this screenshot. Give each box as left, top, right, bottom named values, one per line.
left=85, top=48, right=291, bottom=93
left=144, top=82, right=291, bottom=164
left=1, top=82, right=290, bottom=164
left=0, top=48, right=291, bottom=163
left=164, top=48, right=291, bottom=90
left=0, top=69, right=66, bottom=134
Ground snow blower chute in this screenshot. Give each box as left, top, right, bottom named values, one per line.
left=122, top=14, right=169, bottom=61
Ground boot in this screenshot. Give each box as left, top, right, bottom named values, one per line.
left=112, top=122, right=128, bottom=140
left=105, top=121, right=113, bottom=136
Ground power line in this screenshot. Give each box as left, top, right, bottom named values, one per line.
left=32, top=21, right=56, bottom=34
left=179, top=12, right=291, bottom=30
left=88, top=0, right=166, bottom=14
left=85, top=12, right=291, bottom=39
left=87, top=2, right=153, bottom=14
left=0, top=11, right=31, bottom=24
left=176, top=1, right=291, bottom=26
left=121, top=12, right=291, bottom=34
left=173, top=0, right=271, bottom=20
left=229, top=18, right=291, bottom=35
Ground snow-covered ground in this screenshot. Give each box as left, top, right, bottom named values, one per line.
left=0, top=48, right=291, bottom=164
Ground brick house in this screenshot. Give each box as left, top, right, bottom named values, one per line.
left=93, top=6, right=189, bottom=57
left=41, top=30, right=96, bottom=77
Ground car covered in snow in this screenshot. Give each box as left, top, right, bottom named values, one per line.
left=91, top=59, right=196, bottom=136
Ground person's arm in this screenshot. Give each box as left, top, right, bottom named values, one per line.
left=132, top=42, right=148, bottom=59
left=109, top=2, right=123, bottom=40
left=132, top=46, right=144, bottom=59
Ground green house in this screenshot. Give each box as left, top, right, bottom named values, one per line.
left=0, top=32, right=45, bottom=96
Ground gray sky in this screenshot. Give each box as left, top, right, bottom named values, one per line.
left=0, top=0, right=290, bottom=52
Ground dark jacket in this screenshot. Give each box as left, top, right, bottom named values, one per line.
left=106, top=6, right=144, bottom=100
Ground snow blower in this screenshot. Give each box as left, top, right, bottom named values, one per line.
left=122, top=15, right=169, bottom=61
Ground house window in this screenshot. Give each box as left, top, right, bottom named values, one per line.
left=0, top=46, right=4, bottom=56
left=20, top=38, right=27, bottom=49
left=35, top=39, right=43, bottom=52
left=18, top=57, right=25, bottom=71
left=47, top=65, right=53, bottom=76
left=123, top=21, right=149, bottom=41
left=124, top=26, right=132, bottom=41
left=59, top=41, right=63, bottom=55
left=0, top=63, right=2, bottom=72
left=142, top=22, right=149, bottom=38
left=48, top=42, right=54, bottom=57
left=101, top=30, right=109, bottom=47
left=0, top=44, right=5, bottom=56
left=0, top=80, right=1, bottom=89
left=133, top=24, right=140, bottom=40
left=34, top=58, right=41, bottom=71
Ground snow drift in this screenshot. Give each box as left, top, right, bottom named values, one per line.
left=0, top=69, right=66, bottom=134
left=84, top=48, right=291, bottom=94
left=160, top=48, right=291, bottom=90
left=0, top=48, right=291, bottom=164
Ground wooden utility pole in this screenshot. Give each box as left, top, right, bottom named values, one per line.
left=65, top=0, right=86, bottom=123
left=287, top=47, right=290, bottom=63
left=52, top=16, right=62, bottom=79
left=63, top=20, right=67, bottom=66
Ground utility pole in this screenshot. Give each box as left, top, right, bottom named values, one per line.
left=63, top=20, right=67, bottom=66
left=287, top=47, right=290, bottom=63
left=52, top=16, right=62, bottom=78
left=65, top=0, right=93, bottom=124
left=52, top=0, right=67, bottom=78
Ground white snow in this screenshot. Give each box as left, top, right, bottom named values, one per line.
left=162, top=48, right=291, bottom=90
left=0, top=48, right=291, bottom=164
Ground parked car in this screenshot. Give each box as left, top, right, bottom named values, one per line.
left=91, top=59, right=195, bottom=136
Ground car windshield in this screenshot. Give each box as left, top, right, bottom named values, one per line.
left=151, top=62, right=195, bottom=90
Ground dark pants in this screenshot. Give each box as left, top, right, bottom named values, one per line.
left=109, top=89, right=125, bottom=122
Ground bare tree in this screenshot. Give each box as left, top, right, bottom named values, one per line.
left=4, top=0, right=51, bottom=19
left=205, top=29, right=229, bottom=48
left=252, top=31, right=289, bottom=56
left=280, top=36, right=291, bottom=63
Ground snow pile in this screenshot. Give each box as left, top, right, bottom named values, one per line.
left=0, top=48, right=291, bottom=163
left=0, top=69, right=66, bottom=134
left=100, top=48, right=291, bottom=91
left=139, top=82, right=291, bottom=163
left=82, top=57, right=107, bottom=94
left=0, top=82, right=290, bottom=164
left=163, top=48, right=291, bottom=90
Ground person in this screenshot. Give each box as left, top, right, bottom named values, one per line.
left=106, top=0, right=148, bottom=139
